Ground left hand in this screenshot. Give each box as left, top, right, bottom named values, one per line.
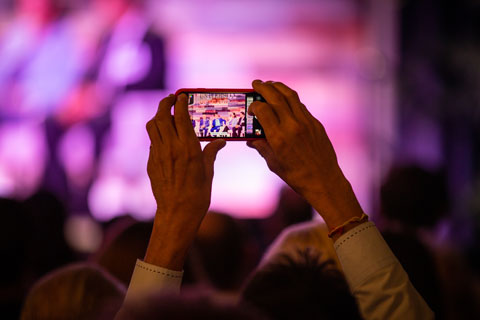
left=144, top=94, right=226, bottom=270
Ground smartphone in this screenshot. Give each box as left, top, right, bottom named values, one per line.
left=175, top=88, right=266, bottom=141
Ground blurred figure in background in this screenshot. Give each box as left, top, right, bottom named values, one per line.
left=241, top=250, right=361, bottom=320
left=183, top=212, right=248, bottom=302
left=21, top=263, right=125, bottom=320
left=0, top=198, right=30, bottom=319
left=23, top=190, right=77, bottom=278
left=259, top=220, right=341, bottom=271
left=66, top=0, right=167, bottom=219
left=0, top=191, right=77, bottom=318
left=0, top=0, right=80, bottom=118
left=380, top=165, right=447, bottom=318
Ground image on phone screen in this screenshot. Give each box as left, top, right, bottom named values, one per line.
left=186, top=92, right=265, bottom=140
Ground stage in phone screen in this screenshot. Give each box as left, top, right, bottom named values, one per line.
left=188, top=93, right=247, bottom=138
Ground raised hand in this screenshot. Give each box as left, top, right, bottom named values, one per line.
left=145, top=94, right=226, bottom=270
left=247, top=80, right=364, bottom=230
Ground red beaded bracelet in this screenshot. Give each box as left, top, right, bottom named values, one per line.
left=327, top=213, right=369, bottom=238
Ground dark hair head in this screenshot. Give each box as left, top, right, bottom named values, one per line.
left=95, top=218, right=152, bottom=285
left=381, top=165, right=449, bottom=228
left=241, top=250, right=361, bottom=320
left=186, top=212, right=245, bottom=290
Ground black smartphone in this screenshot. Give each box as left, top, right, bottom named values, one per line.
left=175, top=88, right=266, bottom=141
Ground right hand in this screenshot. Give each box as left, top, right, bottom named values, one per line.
left=247, top=80, right=364, bottom=229
left=144, top=94, right=225, bottom=270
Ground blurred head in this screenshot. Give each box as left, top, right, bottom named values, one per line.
left=241, top=250, right=361, bottom=320
left=23, top=190, right=75, bottom=277
left=0, top=198, right=30, bottom=318
left=187, top=212, right=245, bottom=291
left=381, top=164, right=449, bottom=228
left=21, top=263, right=126, bottom=320
left=259, top=220, right=341, bottom=270
left=0, top=198, right=29, bottom=283
left=95, top=218, right=152, bottom=285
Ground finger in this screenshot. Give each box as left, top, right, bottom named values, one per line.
left=147, top=145, right=164, bottom=179
left=203, top=139, right=227, bottom=180
left=155, top=94, right=178, bottom=143
left=252, top=80, right=293, bottom=122
left=146, top=118, right=163, bottom=146
left=246, top=139, right=273, bottom=160
left=248, top=101, right=279, bottom=136
left=174, top=93, right=197, bottom=142
left=246, top=140, right=280, bottom=173
left=271, top=82, right=312, bottom=122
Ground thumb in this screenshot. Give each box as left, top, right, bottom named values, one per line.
left=203, top=139, right=226, bottom=179
left=246, top=140, right=281, bottom=173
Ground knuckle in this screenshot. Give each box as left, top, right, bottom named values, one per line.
left=286, top=89, right=299, bottom=100
left=146, top=119, right=155, bottom=131
left=159, top=96, right=171, bottom=107
left=269, top=94, right=284, bottom=106
left=171, top=143, right=185, bottom=158
left=186, top=148, right=201, bottom=161
left=188, top=152, right=201, bottom=162
left=157, top=117, right=172, bottom=128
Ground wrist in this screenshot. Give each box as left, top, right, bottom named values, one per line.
left=143, top=209, right=204, bottom=271
left=305, top=173, right=364, bottom=230
left=144, top=224, right=191, bottom=271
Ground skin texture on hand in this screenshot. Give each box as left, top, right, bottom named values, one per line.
left=144, top=94, right=226, bottom=270
left=247, top=80, right=364, bottom=230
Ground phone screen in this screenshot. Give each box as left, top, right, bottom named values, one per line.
left=186, top=92, right=265, bottom=140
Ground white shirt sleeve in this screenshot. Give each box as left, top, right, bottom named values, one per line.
left=115, top=259, right=183, bottom=319
left=334, top=222, right=434, bottom=320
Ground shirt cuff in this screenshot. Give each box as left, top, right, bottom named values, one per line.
left=334, top=221, right=397, bottom=290
left=124, top=259, right=183, bottom=302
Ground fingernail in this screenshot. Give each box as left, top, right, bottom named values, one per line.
left=179, top=93, right=187, bottom=100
